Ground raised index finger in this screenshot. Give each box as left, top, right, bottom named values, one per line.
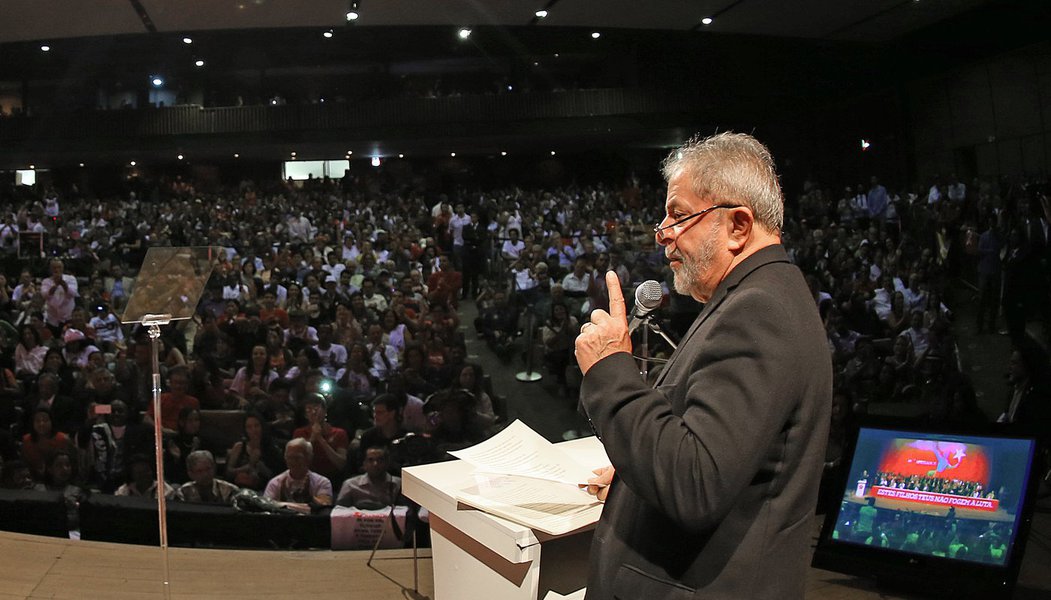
left=606, top=271, right=626, bottom=319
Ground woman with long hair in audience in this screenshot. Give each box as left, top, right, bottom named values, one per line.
left=285, top=281, right=305, bottom=313
left=14, top=324, right=48, bottom=382
left=228, top=344, right=278, bottom=408
left=380, top=309, right=413, bottom=356
left=21, top=407, right=72, bottom=481
left=165, top=406, right=203, bottom=484
left=40, top=347, right=77, bottom=396
left=264, top=326, right=293, bottom=377
left=239, top=260, right=263, bottom=303
left=224, top=412, right=284, bottom=491
left=454, top=363, right=497, bottom=427
left=883, top=291, right=910, bottom=336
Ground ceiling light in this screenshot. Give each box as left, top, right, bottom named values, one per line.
left=234, top=153, right=240, bottom=158
left=346, top=150, right=353, bottom=155
left=371, top=156, right=381, bottom=167
left=550, top=151, right=557, bottom=156
left=29, top=165, right=35, bottom=170
left=194, top=59, right=205, bottom=67
left=450, top=152, right=456, bottom=157
left=178, top=154, right=184, bottom=160
left=501, top=151, right=507, bottom=156
left=860, top=139, right=871, bottom=151
left=79, top=163, right=85, bottom=167
left=40, top=45, right=50, bottom=52
left=701, top=17, right=713, bottom=25
left=130, top=161, right=137, bottom=166
left=183, top=37, right=193, bottom=44
left=458, top=28, right=472, bottom=40
left=151, top=76, right=164, bottom=87
left=535, top=10, right=548, bottom=18
left=398, top=154, right=404, bottom=158
left=323, top=30, right=334, bottom=38
left=290, top=151, right=297, bottom=157
left=591, top=32, right=601, bottom=39
left=347, top=0, right=360, bottom=20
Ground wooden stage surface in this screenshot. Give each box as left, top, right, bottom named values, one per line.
left=0, top=531, right=433, bottom=600
left=0, top=511, right=1047, bottom=599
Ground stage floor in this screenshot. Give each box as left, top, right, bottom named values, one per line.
left=0, top=531, right=433, bottom=600
left=0, top=511, right=1047, bottom=599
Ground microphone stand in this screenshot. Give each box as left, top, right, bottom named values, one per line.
left=637, top=315, right=678, bottom=381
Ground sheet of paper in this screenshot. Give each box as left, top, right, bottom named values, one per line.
left=457, top=472, right=602, bottom=535
left=543, top=589, right=587, bottom=600
left=449, top=419, right=597, bottom=485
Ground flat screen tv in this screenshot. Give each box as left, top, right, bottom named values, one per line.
left=812, top=418, right=1043, bottom=599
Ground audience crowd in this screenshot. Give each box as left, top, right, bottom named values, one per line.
left=835, top=499, right=1014, bottom=565
left=0, top=167, right=1047, bottom=542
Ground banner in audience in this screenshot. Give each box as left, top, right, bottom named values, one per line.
left=331, top=505, right=408, bottom=550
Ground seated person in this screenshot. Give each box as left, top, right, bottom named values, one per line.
left=263, top=438, right=333, bottom=514
left=115, top=453, right=176, bottom=499
left=144, top=365, right=199, bottom=435
left=337, top=446, right=402, bottom=509
left=33, top=450, right=86, bottom=531
left=174, top=450, right=239, bottom=504
left=224, top=412, right=284, bottom=491
left=292, top=393, right=348, bottom=486
left=1, top=459, right=34, bottom=490
left=356, top=395, right=408, bottom=468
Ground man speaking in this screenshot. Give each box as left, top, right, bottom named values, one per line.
left=575, top=132, right=831, bottom=599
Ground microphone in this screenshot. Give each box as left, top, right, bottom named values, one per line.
left=627, top=280, right=663, bottom=334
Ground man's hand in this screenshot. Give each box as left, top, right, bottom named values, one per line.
left=583, top=465, right=615, bottom=502
left=574, top=271, right=631, bottom=375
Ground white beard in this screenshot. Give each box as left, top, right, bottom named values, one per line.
left=672, top=220, right=721, bottom=297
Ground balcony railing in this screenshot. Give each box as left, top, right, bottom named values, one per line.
left=0, top=89, right=692, bottom=142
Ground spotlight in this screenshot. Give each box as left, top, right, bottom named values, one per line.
left=398, top=153, right=404, bottom=158
left=177, top=154, right=184, bottom=160
left=323, top=30, right=333, bottom=38
left=29, top=165, right=35, bottom=170
left=500, top=151, right=507, bottom=156
left=591, top=32, right=601, bottom=39
left=371, top=156, right=381, bottom=167
left=550, top=151, right=557, bottom=156
left=450, top=152, right=456, bottom=157
left=194, top=59, right=205, bottom=67
left=346, top=11, right=359, bottom=20
left=346, top=150, right=353, bottom=155
left=458, top=28, right=472, bottom=40
left=130, top=161, right=137, bottom=166
left=79, top=163, right=85, bottom=167
left=234, top=153, right=240, bottom=158
left=151, top=76, right=164, bottom=87
left=183, top=37, right=193, bottom=44
left=40, top=44, right=50, bottom=52
left=346, top=0, right=360, bottom=21
left=535, top=10, right=548, bottom=18
left=861, top=139, right=872, bottom=151
left=701, top=17, right=713, bottom=25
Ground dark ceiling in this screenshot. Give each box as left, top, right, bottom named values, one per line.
left=0, top=0, right=997, bottom=45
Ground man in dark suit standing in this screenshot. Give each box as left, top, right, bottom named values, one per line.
left=575, top=132, right=831, bottom=599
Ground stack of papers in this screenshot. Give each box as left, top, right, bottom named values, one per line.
left=449, top=420, right=606, bottom=535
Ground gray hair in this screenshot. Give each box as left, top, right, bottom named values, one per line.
left=285, top=437, right=314, bottom=460
left=186, top=450, right=215, bottom=470
left=661, top=132, right=784, bottom=234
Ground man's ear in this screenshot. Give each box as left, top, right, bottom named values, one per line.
left=726, top=207, right=754, bottom=252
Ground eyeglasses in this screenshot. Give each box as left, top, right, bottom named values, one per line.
left=653, top=204, right=743, bottom=236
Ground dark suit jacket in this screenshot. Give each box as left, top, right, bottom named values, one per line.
left=581, top=245, right=832, bottom=600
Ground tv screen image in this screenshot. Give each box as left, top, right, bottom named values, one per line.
left=814, top=421, right=1042, bottom=598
